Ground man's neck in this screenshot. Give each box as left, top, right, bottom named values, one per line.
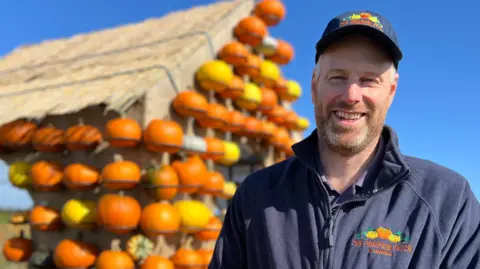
left=317, top=134, right=381, bottom=193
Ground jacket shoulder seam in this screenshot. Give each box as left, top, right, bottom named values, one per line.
left=403, top=180, right=446, bottom=244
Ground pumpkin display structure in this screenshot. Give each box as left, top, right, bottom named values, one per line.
left=172, top=90, right=208, bottom=119
left=63, top=163, right=100, bottom=190
left=144, top=119, right=184, bottom=153
left=140, top=201, right=181, bottom=237
left=32, top=124, right=65, bottom=152
left=172, top=155, right=208, bottom=194
left=254, top=35, right=278, bottom=57
left=101, top=154, right=141, bottom=190
left=234, top=16, right=268, bottom=47
left=197, top=103, right=229, bottom=129
left=218, top=75, right=245, bottom=101
left=144, top=158, right=179, bottom=201
left=30, top=204, right=62, bottom=231
left=266, top=105, right=287, bottom=126
left=217, top=41, right=249, bottom=67
left=2, top=230, right=33, bottom=262
left=273, top=76, right=288, bottom=96
left=266, top=39, right=294, bottom=65
left=284, top=110, right=299, bottom=129
left=258, top=86, right=278, bottom=112
left=171, top=237, right=203, bottom=269
left=220, top=110, right=246, bottom=134
left=195, top=60, right=234, bottom=92
left=254, top=0, right=287, bottom=27
left=8, top=161, right=32, bottom=189
left=61, top=199, right=98, bottom=229
left=200, top=137, right=225, bottom=161
left=0, top=119, right=37, bottom=149
left=270, top=127, right=290, bottom=150
left=53, top=236, right=98, bottom=269
left=261, top=120, right=278, bottom=140
left=252, top=60, right=282, bottom=88
left=238, top=117, right=263, bottom=138
left=234, top=82, right=262, bottom=111
left=64, top=120, right=103, bottom=151
left=95, top=239, right=135, bottom=269
left=234, top=53, right=261, bottom=78
left=97, top=191, right=142, bottom=235
left=30, top=160, right=64, bottom=192
left=105, top=117, right=142, bottom=148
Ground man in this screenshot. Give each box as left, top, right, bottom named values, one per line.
left=209, top=10, right=480, bottom=269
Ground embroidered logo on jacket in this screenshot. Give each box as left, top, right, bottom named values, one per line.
left=352, top=226, right=413, bottom=257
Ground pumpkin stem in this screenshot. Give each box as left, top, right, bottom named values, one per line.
left=18, top=229, right=25, bottom=238
left=206, top=127, right=215, bottom=138
left=161, top=152, right=170, bottom=166
left=46, top=122, right=55, bottom=128
left=242, top=74, right=250, bottom=83
left=280, top=151, right=286, bottom=159
left=224, top=131, right=232, bottom=141
left=110, top=239, right=122, bottom=252
left=255, top=111, right=262, bottom=119
left=118, top=191, right=125, bottom=197
left=92, top=141, right=110, bottom=155
left=153, top=235, right=168, bottom=257
left=24, top=152, right=40, bottom=162
left=150, top=159, right=160, bottom=169
left=113, top=154, right=124, bottom=162
left=206, top=159, right=214, bottom=171
left=182, top=235, right=194, bottom=250
left=186, top=116, right=195, bottom=136
left=78, top=118, right=84, bottom=125
left=225, top=98, right=233, bottom=111
left=208, top=91, right=216, bottom=104
left=92, top=186, right=101, bottom=194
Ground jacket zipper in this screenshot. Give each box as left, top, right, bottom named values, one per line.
left=313, top=168, right=410, bottom=269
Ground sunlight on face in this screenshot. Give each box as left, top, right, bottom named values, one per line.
left=311, top=35, right=398, bottom=156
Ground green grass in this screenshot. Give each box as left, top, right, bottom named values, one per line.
left=0, top=211, right=11, bottom=224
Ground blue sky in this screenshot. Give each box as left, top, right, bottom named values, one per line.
left=0, top=0, right=478, bottom=209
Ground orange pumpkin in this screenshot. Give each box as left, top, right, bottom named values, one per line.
left=144, top=119, right=184, bottom=153
left=141, top=255, right=174, bottom=269
left=258, top=87, right=278, bottom=112
left=172, top=155, right=208, bottom=194
left=97, top=192, right=142, bottom=234
left=197, top=248, right=214, bottom=269
left=64, top=122, right=102, bottom=151
left=198, top=171, right=225, bottom=196
left=284, top=110, right=299, bottom=129
left=261, top=121, right=278, bottom=140
left=105, top=117, right=142, bottom=148
left=200, top=137, right=225, bottom=161
left=234, top=16, right=268, bottom=47
left=32, top=125, right=65, bottom=152
left=234, top=53, right=261, bottom=78
left=267, top=39, right=294, bottom=65
left=197, top=103, right=229, bottom=129
left=0, top=119, right=37, bottom=149
left=376, top=227, right=393, bottom=240
left=266, top=105, right=287, bottom=126
left=218, top=75, right=245, bottom=101
left=269, top=127, right=290, bottom=149
left=63, top=163, right=100, bottom=190
left=96, top=239, right=135, bottom=269
left=217, top=41, right=249, bottom=67
left=172, top=90, right=208, bottom=119
left=53, top=238, right=98, bottom=269
left=171, top=237, right=203, bottom=269
left=194, top=217, right=222, bottom=241
left=254, top=0, right=286, bottom=26
left=101, top=155, right=141, bottom=190
left=221, top=110, right=246, bottom=133
left=30, top=161, right=63, bottom=191
left=238, top=117, right=262, bottom=138
left=140, top=201, right=181, bottom=237
left=144, top=163, right=179, bottom=201
left=2, top=230, right=33, bottom=262
left=273, top=77, right=288, bottom=95
left=29, top=204, right=62, bottom=231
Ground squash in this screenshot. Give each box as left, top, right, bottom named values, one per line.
left=126, top=234, right=154, bottom=262
left=140, top=201, right=181, bottom=237
left=238, top=117, right=263, bottom=138
left=284, top=110, right=299, bottom=129
left=8, top=161, right=32, bottom=189
left=295, top=116, right=310, bottom=131
left=200, top=137, right=225, bottom=161
left=197, top=103, right=229, bottom=129
left=234, top=16, right=268, bottom=47
left=198, top=171, right=225, bottom=196
left=269, top=127, right=290, bottom=150
left=218, top=141, right=240, bottom=166
left=0, top=119, right=37, bottom=149
left=197, top=247, right=214, bottom=269
left=30, top=204, right=62, bottom=231
left=220, top=110, right=245, bottom=134
left=2, top=230, right=33, bottom=262
left=254, top=0, right=286, bottom=27
left=144, top=159, right=179, bottom=201
left=266, top=105, right=287, bottom=126
left=279, top=79, right=302, bottom=102
left=261, top=121, right=278, bottom=140
left=63, top=163, right=100, bottom=190
left=222, top=181, right=237, bottom=199
left=97, top=191, right=142, bottom=234
left=172, top=90, right=208, bottom=119
left=234, top=82, right=262, bottom=111
left=30, top=161, right=63, bottom=192
left=181, top=135, right=207, bottom=156
left=173, top=200, right=213, bottom=232
left=101, top=154, right=141, bottom=190
left=218, top=75, right=244, bottom=101
left=273, top=77, right=288, bottom=95
left=195, top=60, right=234, bottom=92
left=194, top=216, right=222, bottom=241
left=64, top=119, right=102, bottom=151
left=139, top=236, right=174, bottom=269
left=171, top=236, right=203, bottom=269
left=32, top=124, right=65, bottom=152
left=53, top=236, right=98, bottom=269
left=266, top=39, right=294, bottom=65
left=252, top=60, right=282, bottom=88
left=258, top=86, right=278, bottom=112
left=96, top=239, right=135, bottom=269
left=105, top=117, right=142, bottom=148
left=217, top=41, right=249, bottom=67
left=234, top=53, right=261, bottom=78
left=172, top=155, right=208, bottom=194
left=61, top=199, right=98, bottom=229
left=144, top=119, right=183, bottom=153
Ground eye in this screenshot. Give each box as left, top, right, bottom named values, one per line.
left=328, top=76, right=346, bottom=82
left=359, top=77, right=378, bottom=86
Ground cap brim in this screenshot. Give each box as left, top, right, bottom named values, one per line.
left=315, top=25, right=402, bottom=65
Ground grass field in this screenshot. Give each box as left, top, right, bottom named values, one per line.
left=0, top=211, right=29, bottom=269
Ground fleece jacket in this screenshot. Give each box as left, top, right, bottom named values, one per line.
left=209, top=125, right=480, bottom=269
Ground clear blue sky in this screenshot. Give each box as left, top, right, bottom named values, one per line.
left=0, top=0, right=478, bottom=210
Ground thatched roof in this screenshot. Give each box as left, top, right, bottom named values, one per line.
left=0, top=0, right=250, bottom=125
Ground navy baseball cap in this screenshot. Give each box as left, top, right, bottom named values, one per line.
left=315, top=11, right=402, bottom=69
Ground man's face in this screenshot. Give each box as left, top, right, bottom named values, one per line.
left=311, top=35, right=399, bottom=156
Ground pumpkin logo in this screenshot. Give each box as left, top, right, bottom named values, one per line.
left=356, top=226, right=410, bottom=243
left=352, top=225, right=413, bottom=257
left=340, top=13, right=383, bottom=31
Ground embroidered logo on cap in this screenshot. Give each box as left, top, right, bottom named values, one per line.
left=340, top=13, right=384, bottom=31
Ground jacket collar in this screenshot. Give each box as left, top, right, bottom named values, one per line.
left=292, top=125, right=410, bottom=190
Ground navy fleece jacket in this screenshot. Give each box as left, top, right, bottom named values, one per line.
left=209, top=126, right=480, bottom=269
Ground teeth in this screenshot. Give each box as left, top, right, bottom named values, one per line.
left=334, top=111, right=363, bottom=120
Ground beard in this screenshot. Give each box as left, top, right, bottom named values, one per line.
left=315, top=101, right=386, bottom=156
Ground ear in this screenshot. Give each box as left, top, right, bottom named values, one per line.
left=387, top=73, right=399, bottom=106
left=311, top=68, right=317, bottom=104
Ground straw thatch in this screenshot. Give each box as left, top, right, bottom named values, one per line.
left=0, top=0, right=250, bottom=125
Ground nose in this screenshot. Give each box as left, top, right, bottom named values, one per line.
left=340, top=83, right=362, bottom=104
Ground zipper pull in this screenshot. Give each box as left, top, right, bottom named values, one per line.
left=328, top=217, right=334, bottom=247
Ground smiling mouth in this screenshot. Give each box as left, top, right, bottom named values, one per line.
left=332, top=110, right=367, bottom=121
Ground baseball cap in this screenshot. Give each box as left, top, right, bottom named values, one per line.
left=315, top=11, right=402, bottom=69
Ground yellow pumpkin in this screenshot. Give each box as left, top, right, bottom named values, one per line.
left=222, top=181, right=237, bottom=199
left=61, top=199, right=97, bottom=229
left=280, top=80, right=302, bottom=102
left=173, top=200, right=213, bottom=231
left=253, top=60, right=282, bottom=88
left=218, top=141, right=240, bottom=166
left=234, top=82, right=262, bottom=111
left=8, top=161, right=32, bottom=189
left=195, top=60, right=234, bottom=92
left=295, top=117, right=310, bottom=131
